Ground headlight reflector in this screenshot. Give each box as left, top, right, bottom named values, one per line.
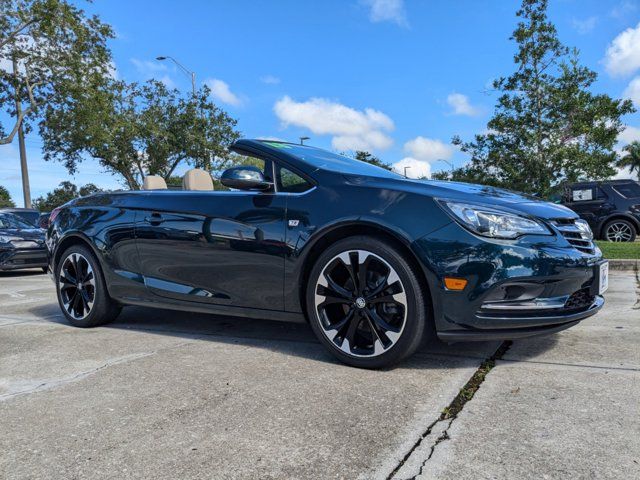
left=440, top=201, right=550, bottom=239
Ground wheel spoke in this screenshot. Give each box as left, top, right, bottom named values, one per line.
left=348, top=251, right=361, bottom=292
left=366, top=307, right=401, bottom=334
left=315, top=248, right=408, bottom=358
left=320, top=277, right=352, bottom=300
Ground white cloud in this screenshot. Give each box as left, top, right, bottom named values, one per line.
left=273, top=96, right=394, bottom=151
left=392, top=157, right=431, bottom=179
left=404, top=136, right=453, bottom=162
left=260, top=75, right=280, bottom=85
left=158, top=75, right=176, bottom=89
left=604, top=21, right=640, bottom=76
left=131, top=58, right=167, bottom=74
left=572, top=16, right=597, bottom=34
left=610, top=1, right=637, bottom=19
left=623, top=76, right=640, bottom=105
left=446, top=93, right=480, bottom=116
left=205, top=78, right=242, bottom=106
left=618, top=124, right=640, bottom=144
left=360, top=0, right=408, bottom=28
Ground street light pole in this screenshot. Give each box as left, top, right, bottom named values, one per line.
left=403, top=166, right=411, bottom=178
left=299, top=136, right=310, bottom=145
left=437, top=158, right=455, bottom=173
left=12, top=56, right=31, bottom=208
left=156, top=56, right=196, bottom=95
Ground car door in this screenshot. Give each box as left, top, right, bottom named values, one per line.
left=565, top=185, right=609, bottom=230
left=135, top=156, right=287, bottom=311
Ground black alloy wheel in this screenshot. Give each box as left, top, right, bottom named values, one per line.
left=306, top=236, right=429, bottom=368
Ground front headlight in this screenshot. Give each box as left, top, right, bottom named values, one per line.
left=439, top=200, right=551, bottom=239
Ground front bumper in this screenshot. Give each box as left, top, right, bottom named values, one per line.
left=0, top=248, right=48, bottom=270
left=412, top=222, right=605, bottom=341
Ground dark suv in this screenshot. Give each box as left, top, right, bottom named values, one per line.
left=562, top=180, right=640, bottom=242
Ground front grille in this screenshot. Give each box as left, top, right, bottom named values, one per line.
left=564, top=288, right=595, bottom=311
left=551, top=219, right=595, bottom=255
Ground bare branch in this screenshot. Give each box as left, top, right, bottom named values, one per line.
left=0, top=105, right=32, bottom=145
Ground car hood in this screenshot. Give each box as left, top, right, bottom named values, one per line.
left=352, top=176, right=578, bottom=220
left=0, top=228, right=46, bottom=242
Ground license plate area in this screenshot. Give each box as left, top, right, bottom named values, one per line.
left=592, top=261, right=609, bottom=295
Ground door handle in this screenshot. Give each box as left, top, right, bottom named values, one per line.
left=144, top=212, right=165, bottom=225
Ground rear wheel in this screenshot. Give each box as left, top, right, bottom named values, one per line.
left=603, top=219, right=636, bottom=242
left=55, top=245, right=121, bottom=327
left=306, top=236, right=429, bottom=369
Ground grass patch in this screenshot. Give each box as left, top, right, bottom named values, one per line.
left=596, top=240, right=640, bottom=259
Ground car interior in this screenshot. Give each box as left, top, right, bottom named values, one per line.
left=140, top=154, right=313, bottom=194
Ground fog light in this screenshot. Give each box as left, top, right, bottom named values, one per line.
left=444, top=277, right=468, bottom=291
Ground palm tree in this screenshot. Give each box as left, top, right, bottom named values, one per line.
left=618, top=141, right=640, bottom=176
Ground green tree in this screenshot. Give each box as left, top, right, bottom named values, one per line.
left=452, top=0, right=634, bottom=197
left=41, top=80, right=240, bottom=189
left=0, top=0, right=114, bottom=144
left=0, top=185, right=16, bottom=207
left=32, top=181, right=101, bottom=211
left=618, top=141, right=640, bottom=176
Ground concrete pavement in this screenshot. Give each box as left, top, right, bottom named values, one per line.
left=0, top=269, right=638, bottom=479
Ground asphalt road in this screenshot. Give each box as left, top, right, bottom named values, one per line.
left=0, top=269, right=638, bottom=479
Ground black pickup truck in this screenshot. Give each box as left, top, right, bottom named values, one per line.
left=562, top=180, right=640, bottom=242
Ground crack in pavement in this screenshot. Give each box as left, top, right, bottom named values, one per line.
left=387, top=341, right=512, bottom=480
left=0, top=340, right=196, bottom=402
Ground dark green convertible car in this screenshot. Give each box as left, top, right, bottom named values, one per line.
left=46, top=140, right=608, bottom=368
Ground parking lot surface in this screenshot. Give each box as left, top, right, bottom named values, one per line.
left=1, top=270, right=638, bottom=479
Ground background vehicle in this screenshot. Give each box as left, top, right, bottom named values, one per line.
left=0, top=208, right=41, bottom=227
left=0, top=212, right=48, bottom=272
left=561, top=180, right=640, bottom=242
left=47, top=140, right=606, bottom=368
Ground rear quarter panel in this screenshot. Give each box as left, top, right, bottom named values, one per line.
left=49, top=193, right=144, bottom=302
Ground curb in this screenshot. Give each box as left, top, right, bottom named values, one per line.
left=607, top=259, right=639, bottom=271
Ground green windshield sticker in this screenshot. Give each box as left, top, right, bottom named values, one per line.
left=264, top=141, right=292, bottom=149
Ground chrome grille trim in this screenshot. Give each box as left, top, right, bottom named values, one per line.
left=551, top=219, right=596, bottom=255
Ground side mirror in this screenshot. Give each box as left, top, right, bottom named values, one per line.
left=220, top=166, right=273, bottom=191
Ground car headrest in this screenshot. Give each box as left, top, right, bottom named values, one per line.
left=142, top=175, right=168, bottom=190
left=183, top=169, right=214, bottom=191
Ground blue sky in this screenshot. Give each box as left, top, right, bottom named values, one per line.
left=2, top=0, right=640, bottom=206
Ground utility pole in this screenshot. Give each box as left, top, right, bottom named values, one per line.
left=12, top=56, right=31, bottom=208
left=156, top=56, right=196, bottom=95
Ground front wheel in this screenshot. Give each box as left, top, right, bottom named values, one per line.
left=55, top=245, right=121, bottom=327
left=603, top=219, right=636, bottom=242
left=305, top=236, right=430, bottom=369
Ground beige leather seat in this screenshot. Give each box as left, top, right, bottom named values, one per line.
left=142, top=175, right=167, bottom=190
left=183, top=169, right=214, bottom=191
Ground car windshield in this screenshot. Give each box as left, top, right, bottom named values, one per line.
left=612, top=182, right=640, bottom=199
left=0, top=213, right=33, bottom=229
left=261, top=142, right=402, bottom=178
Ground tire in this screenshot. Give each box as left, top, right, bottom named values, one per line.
left=55, top=244, right=121, bottom=327
left=603, top=219, right=636, bottom=242
left=305, top=236, right=430, bottom=369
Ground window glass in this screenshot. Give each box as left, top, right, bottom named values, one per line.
left=595, top=187, right=608, bottom=200
left=612, top=183, right=640, bottom=199
left=572, top=188, right=593, bottom=202
left=0, top=213, right=32, bottom=229
left=260, top=141, right=402, bottom=178
left=277, top=166, right=313, bottom=193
